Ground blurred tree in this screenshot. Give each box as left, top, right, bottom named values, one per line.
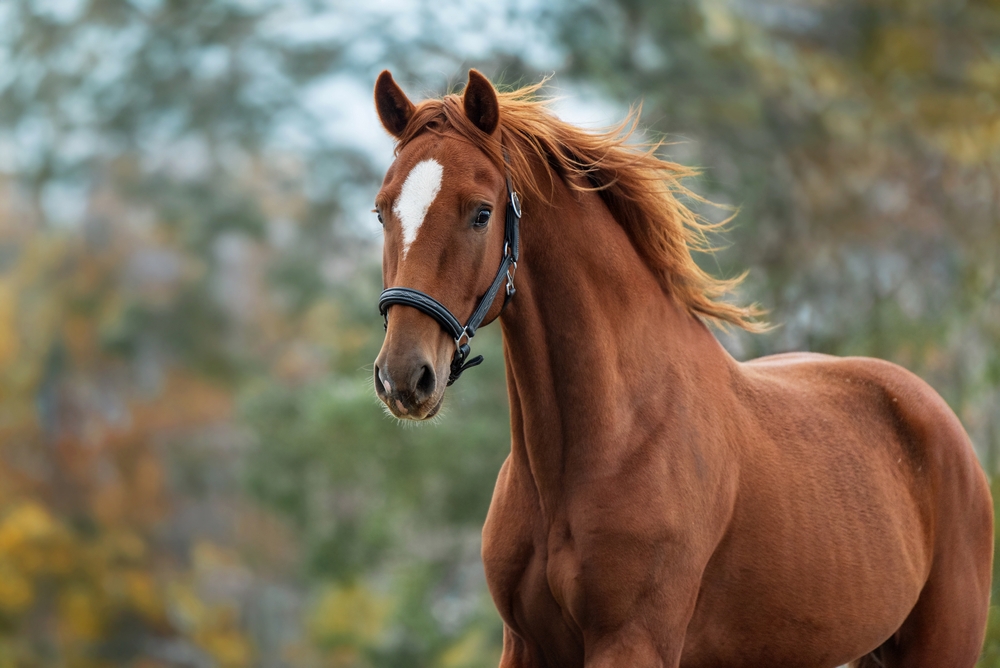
left=0, top=184, right=255, bottom=665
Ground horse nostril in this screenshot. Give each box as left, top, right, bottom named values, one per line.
left=374, top=365, right=387, bottom=396
left=414, top=364, right=436, bottom=399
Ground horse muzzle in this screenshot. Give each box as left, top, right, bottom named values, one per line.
left=374, top=349, right=445, bottom=420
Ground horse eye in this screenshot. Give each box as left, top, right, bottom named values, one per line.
left=374, top=210, right=384, bottom=225
left=474, top=209, right=491, bottom=228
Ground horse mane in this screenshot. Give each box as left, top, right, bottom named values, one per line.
left=395, top=80, right=765, bottom=332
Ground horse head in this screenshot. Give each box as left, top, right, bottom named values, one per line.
left=372, top=70, right=516, bottom=420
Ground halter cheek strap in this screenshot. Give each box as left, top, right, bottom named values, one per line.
left=378, top=170, right=521, bottom=386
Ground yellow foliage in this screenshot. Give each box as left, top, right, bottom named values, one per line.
left=105, top=530, right=148, bottom=563
left=168, top=545, right=256, bottom=668
left=167, top=581, right=208, bottom=631
left=125, top=571, right=166, bottom=624
left=197, top=626, right=254, bottom=668
left=438, top=629, right=499, bottom=668
left=0, top=501, right=75, bottom=577
left=307, top=582, right=391, bottom=648
left=0, top=502, right=59, bottom=552
left=699, top=0, right=738, bottom=45
left=168, top=583, right=255, bottom=667
left=927, top=117, right=1000, bottom=164
left=57, top=586, right=106, bottom=641
left=0, top=281, right=18, bottom=368
left=0, top=561, right=33, bottom=615
left=967, top=58, right=1000, bottom=93
left=872, top=25, right=934, bottom=76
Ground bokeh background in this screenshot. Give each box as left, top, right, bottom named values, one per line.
left=0, top=0, right=997, bottom=666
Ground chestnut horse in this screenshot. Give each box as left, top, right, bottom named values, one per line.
left=371, top=69, right=993, bottom=667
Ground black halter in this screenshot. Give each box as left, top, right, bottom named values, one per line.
left=378, top=170, right=521, bottom=386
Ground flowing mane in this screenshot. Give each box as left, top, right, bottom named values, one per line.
left=395, top=80, right=764, bottom=331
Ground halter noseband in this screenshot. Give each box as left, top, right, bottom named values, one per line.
left=378, top=168, right=521, bottom=386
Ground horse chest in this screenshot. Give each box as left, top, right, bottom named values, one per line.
left=484, top=468, right=697, bottom=666
left=481, top=465, right=589, bottom=661
left=483, top=514, right=587, bottom=664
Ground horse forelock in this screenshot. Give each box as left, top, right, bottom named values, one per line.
left=393, top=81, right=767, bottom=332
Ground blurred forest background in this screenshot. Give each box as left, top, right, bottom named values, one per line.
left=0, top=0, right=997, bottom=666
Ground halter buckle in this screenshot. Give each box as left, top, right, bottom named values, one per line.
left=455, top=327, right=472, bottom=351
left=506, top=261, right=517, bottom=297
left=510, top=191, right=521, bottom=218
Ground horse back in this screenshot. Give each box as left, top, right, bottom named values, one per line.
left=740, top=352, right=988, bottom=516
left=737, top=351, right=990, bottom=563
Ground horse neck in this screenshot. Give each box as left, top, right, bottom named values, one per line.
left=499, top=175, right=737, bottom=505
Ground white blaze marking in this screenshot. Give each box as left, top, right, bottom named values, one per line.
left=394, top=159, right=443, bottom=256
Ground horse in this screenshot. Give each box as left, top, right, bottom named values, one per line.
left=370, top=68, right=993, bottom=668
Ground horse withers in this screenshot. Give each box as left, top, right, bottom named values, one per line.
left=370, top=69, right=993, bottom=668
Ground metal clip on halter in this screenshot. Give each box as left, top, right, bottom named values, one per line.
left=378, top=164, right=522, bottom=386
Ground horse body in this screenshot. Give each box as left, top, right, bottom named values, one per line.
left=482, top=161, right=989, bottom=667
left=371, top=70, right=993, bottom=667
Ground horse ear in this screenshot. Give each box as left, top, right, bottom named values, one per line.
left=463, top=69, right=499, bottom=135
left=374, top=70, right=415, bottom=139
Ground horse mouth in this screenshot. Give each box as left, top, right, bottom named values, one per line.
left=424, top=396, right=444, bottom=419
left=385, top=394, right=444, bottom=421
